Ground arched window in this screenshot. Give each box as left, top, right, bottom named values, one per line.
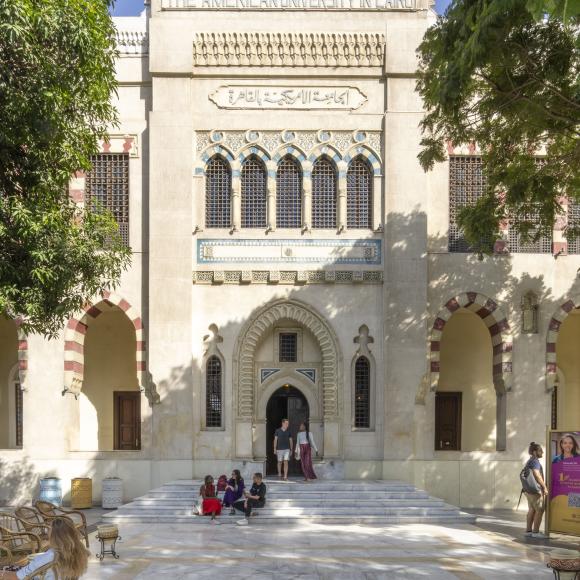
left=347, top=157, right=372, bottom=229
left=241, top=156, right=267, bottom=228
left=312, top=157, right=337, bottom=229
left=276, top=156, right=302, bottom=228
left=354, top=356, right=371, bottom=429
left=206, top=355, right=222, bottom=428
left=205, top=156, right=231, bottom=228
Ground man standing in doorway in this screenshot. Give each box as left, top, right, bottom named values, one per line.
left=274, top=418, right=293, bottom=481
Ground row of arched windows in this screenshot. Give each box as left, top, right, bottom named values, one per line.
left=205, top=155, right=374, bottom=229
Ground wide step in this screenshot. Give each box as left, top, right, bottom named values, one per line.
left=103, top=479, right=476, bottom=526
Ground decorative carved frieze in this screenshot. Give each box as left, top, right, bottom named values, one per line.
left=193, top=32, right=385, bottom=68
left=115, top=30, right=148, bottom=55
left=193, top=270, right=383, bottom=284
left=196, top=129, right=381, bottom=160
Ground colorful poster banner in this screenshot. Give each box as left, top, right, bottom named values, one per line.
left=548, top=430, right=580, bottom=537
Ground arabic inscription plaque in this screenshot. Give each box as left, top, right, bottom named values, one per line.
left=209, top=86, right=368, bottom=110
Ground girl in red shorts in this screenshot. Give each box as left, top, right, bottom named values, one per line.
left=200, top=475, right=222, bottom=523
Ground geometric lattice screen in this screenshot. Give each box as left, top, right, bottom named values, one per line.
left=86, top=154, right=130, bottom=246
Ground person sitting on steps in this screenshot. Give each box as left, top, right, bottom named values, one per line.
left=223, top=469, right=245, bottom=515
left=199, top=475, right=222, bottom=524
left=234, top=472, right=267, bottom=526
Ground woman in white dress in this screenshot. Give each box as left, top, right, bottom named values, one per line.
left=3, top=517, right=88, bottom=580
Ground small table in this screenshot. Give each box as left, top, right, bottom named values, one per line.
left=95, top=525, right=121, bottom=560
left=547, top=563, right=580, bottom=579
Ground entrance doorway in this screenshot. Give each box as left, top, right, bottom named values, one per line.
left=266, top=385, right=309, bottom=476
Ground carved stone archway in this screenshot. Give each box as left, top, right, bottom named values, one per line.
left=233, top=299, right=342, bottom=459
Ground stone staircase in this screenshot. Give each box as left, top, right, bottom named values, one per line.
left=102, top=479, right=477, bottom=525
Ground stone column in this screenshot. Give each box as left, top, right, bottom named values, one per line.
left=231, top=162, right=241, bottom=231
left=266, top=161, right=276, bottom=231
left=302, top=171, right=312, bottom=231
left=337, top=161, right=347, bottom=232
left=372, top=174, right=383, bottom=231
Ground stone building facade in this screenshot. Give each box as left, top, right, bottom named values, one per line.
left=1, top=0, right=580, bottom=510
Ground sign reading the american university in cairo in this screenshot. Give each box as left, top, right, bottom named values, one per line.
left=210, top=86, right=367, bottom=110
left=163, top=0, right=417, bottom=9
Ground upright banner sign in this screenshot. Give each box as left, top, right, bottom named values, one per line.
left=547, top=429, right=580, bottom=537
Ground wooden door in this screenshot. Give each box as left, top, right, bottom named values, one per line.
left=435, top=392, right=462, bottom=451
left=114, top=392, right=141, bottom=450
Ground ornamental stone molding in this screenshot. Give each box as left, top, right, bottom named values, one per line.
left=193, top=270, right=383, bottom=284
left=195, top=129, right=381, bottom=167
left=115, top=30, right=148, bottom=55
left=193, top=33, right=384, bottom=68
left=233, top=299, right=342, bottom=420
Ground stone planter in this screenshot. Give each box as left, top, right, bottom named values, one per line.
left=102, top=478, right=123, bottom=509
left=39, top=477, right=62, bottom=506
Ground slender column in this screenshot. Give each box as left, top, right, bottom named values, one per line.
left=266, top=161, right=276, bottom=231
left=337, top=161, right=348, bottom=232
left=372, top=174, right=382, bottom=231
left=231, top=162, right=241, bottom=231
left=302, top=161, right=312, bottom=231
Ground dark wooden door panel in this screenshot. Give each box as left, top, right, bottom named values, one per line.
left=435, top=392, right=462, bottom=451
left=114, top=391, right=141, bottom=450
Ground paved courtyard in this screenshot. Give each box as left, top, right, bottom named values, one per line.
left=84, top=515, right=576, bottom=579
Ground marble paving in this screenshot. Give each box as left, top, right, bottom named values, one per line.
left=85, top=520, right=560, bottom=579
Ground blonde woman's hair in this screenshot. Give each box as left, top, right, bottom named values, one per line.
left=50, top=517, right=89, bottom=578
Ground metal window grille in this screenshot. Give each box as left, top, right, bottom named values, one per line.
left=15, top=382, right=23, bottom=448
left=508, top=208, right=552, bottom=253
left=241, top=157, right=267, bottom=228
left=276, top=157, right=302, bottom=228
left=354, top=356, right=370, bottom=429
left=86, top=154, right=130, bottom=246
left=448, top=156, right=487, bottom=252
left=551, top=385, right=558, bottom=430
left=347, top=158, right=372, bottom=229
left=205, top=156, right=231, bottom=228
left=567, top=201, right=580, bottom=254
left=206, top=356, right=222, bottom=428
left=279, top=333, right=297, bottom=362
left=312, top=158, right=337, bottom=229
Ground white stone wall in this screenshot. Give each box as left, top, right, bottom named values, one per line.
left=2, top=4, right=580, bottom=510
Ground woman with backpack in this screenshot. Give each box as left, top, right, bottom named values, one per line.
left=522, top=442, right=548, bottom=538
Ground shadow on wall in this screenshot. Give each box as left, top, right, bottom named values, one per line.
left=2, top=210, right=580, bottom=505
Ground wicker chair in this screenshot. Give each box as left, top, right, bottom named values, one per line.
left=0, top=525, right=41, bottom=561
left=21, top=558, right=60, bottom=580
left=0, top=543, right=21, bottom=569
left=13, top=507, right=51, bottom=550
left=33, top=501, right=89, bottom=548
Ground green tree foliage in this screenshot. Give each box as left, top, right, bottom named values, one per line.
left=417, top=0, right=580, bottom=254
left=0, top=0, right=131, bottom=337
